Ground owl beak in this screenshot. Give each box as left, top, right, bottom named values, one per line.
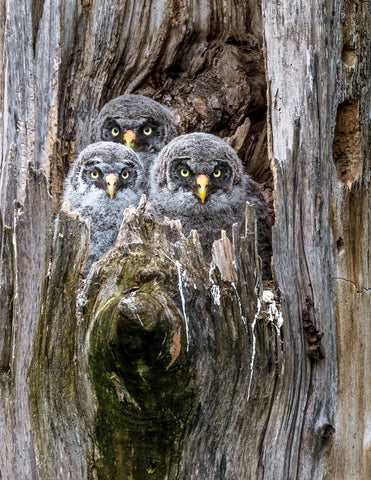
left=106, top=173, right=118, bottom=199
left=196, top=174, right=209, bottom=204
left=123, top=129, right=136, bottom=148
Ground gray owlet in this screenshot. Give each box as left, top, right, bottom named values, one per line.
left=148, top=132, right=272, bottom=278
left=63, top=142, right=146, bottom=273
left=93, top=94, right=178, bottom=172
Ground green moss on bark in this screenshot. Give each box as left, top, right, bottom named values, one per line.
left=87, top=254, right=195, bottom=479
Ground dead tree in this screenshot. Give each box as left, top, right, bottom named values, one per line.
left=0, top=0, right=370, bottom=479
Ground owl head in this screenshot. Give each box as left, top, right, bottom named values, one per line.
left=150, top=133, right=247, bottom=216
left=65, top=142, right=146, bottom=209
left=93, top=94, right=178, bottom=155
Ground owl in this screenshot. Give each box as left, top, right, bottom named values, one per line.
left=63, top=142, right=146, bottom=273
left=148, top=133, right=272, bottom=278
left=92, top=94, right=178, bottom=172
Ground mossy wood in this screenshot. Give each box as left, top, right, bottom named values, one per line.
left=0, top=0, right=370, bottom=479
left=24, top=188, right=281, bottom=479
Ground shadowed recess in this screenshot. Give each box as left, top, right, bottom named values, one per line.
left=32, top=0, right=46, bottom=53
left=332, top=100, right=362, bottom=187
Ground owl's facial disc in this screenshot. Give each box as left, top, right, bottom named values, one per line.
left=105, top=172, right=118, bottom=199
left=123, top=130, right=136, bottom=148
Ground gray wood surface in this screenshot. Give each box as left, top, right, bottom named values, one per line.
left=0, top=0, right=370, bottom=478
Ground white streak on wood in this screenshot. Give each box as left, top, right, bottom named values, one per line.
left=231, top=282, right=247, bottom=329
left=263, top=289, right=284, bottom=330
left=247, top=298, right=261, bottom=402
left=121, top=296, right=144, bottom=327
left=208, top=264, right=221, bottom=306
left=175, top=261, right=190, bottom=351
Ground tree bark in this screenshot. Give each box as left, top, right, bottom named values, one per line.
left=0, top=0, right=370, bottom=479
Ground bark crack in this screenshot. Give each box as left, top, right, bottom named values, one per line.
left=333, top=276, right=371, bottom=294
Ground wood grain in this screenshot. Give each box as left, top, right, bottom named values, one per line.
left=0, top=0, right=370, bottom=478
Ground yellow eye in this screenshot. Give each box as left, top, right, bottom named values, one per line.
left=213, top=168, right=222, bottom=178
left=180, top=168, right=190, bottom=178
left=89, top=169, right=100, bottom=179
left=111, top=127, right=120, bottom=136
left=121, top=170, right=130, bottom=180
left=143, top=126, right=152, bottom=136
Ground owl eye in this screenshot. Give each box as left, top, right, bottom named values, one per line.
left=180, top=168, right=190, bottom=178
left=213, top=168, right=222, bottom=178
left=143, top=126, right=152, bottom=136
left=121, top=170, right=131, bottom=180
left=89, top=169, right=100, bottom=179
left=111, top=127, right=120, bottom=136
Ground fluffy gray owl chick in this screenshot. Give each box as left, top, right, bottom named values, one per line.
left=149, top=133, right=272, bottom=278
left=93, top=94, right=178, bottom=172
left=63, top=142, right=146, bottom=274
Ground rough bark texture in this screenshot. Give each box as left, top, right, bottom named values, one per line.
left=326, top=2, right=371, bottom=478
left=30, top=196, right=281, bottom=479
left=262, top=1, right=370, bottom=478
left=0, top=0, right=370, bottom=479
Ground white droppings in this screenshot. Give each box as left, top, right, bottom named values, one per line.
left=122, top=295, right=144, bottom=327
left=247, top=297, right=261, bottom=402
left=210, top=285, right=221, bottom=306
left=269, top=301, right=284, bottom=329
left=209, top=263, right=221, bottom=306
left=76, top=292, right=88, bottom=323
left=175, top=261, right=190, bottom=351
left=262, top=289, right=275, bottom=303
left=231, top=281, right=247, bottom=328
left=208, top=263, right=215, bottom=282
left=263, top=290, right=284, bottom=331
left=159, top=250, right=191, bottom=350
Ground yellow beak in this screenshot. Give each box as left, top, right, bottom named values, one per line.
left=196, top=174, right=209, bottom=204
left=106, top=173, right=118, bottom=199
left=123, top=129, right=136, bottom=148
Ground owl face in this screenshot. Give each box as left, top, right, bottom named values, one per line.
left=69, top=142, right=145, bottom=200
left=168, top=156, right=234, bottom=205
left=150, top=133, right=246, bottom=218
left=65, top=143, right=146, bottom=223
left=101, top=116, right=167, bottom=153
left=94, top=94, right=178, bottom=156
left=79, top=155, right=140, bottom=199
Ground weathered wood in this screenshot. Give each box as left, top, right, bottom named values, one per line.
left=78, top=200, right=281, bottom=479
left=325, top=1, right=371, bottom=477
left=0, top=0, right=370, bottom=478
left=0, top=168, right=53, bottom=479
left=26, top=194, right=281, bottom=479
left=0, top=214, right=14, bottom=372
left=29, top=205, right=91, bottom=479
left=263, top=0, right=370, bottom=478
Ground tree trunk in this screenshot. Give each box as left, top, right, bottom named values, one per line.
left=0, top=1, right=370, bottom=479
